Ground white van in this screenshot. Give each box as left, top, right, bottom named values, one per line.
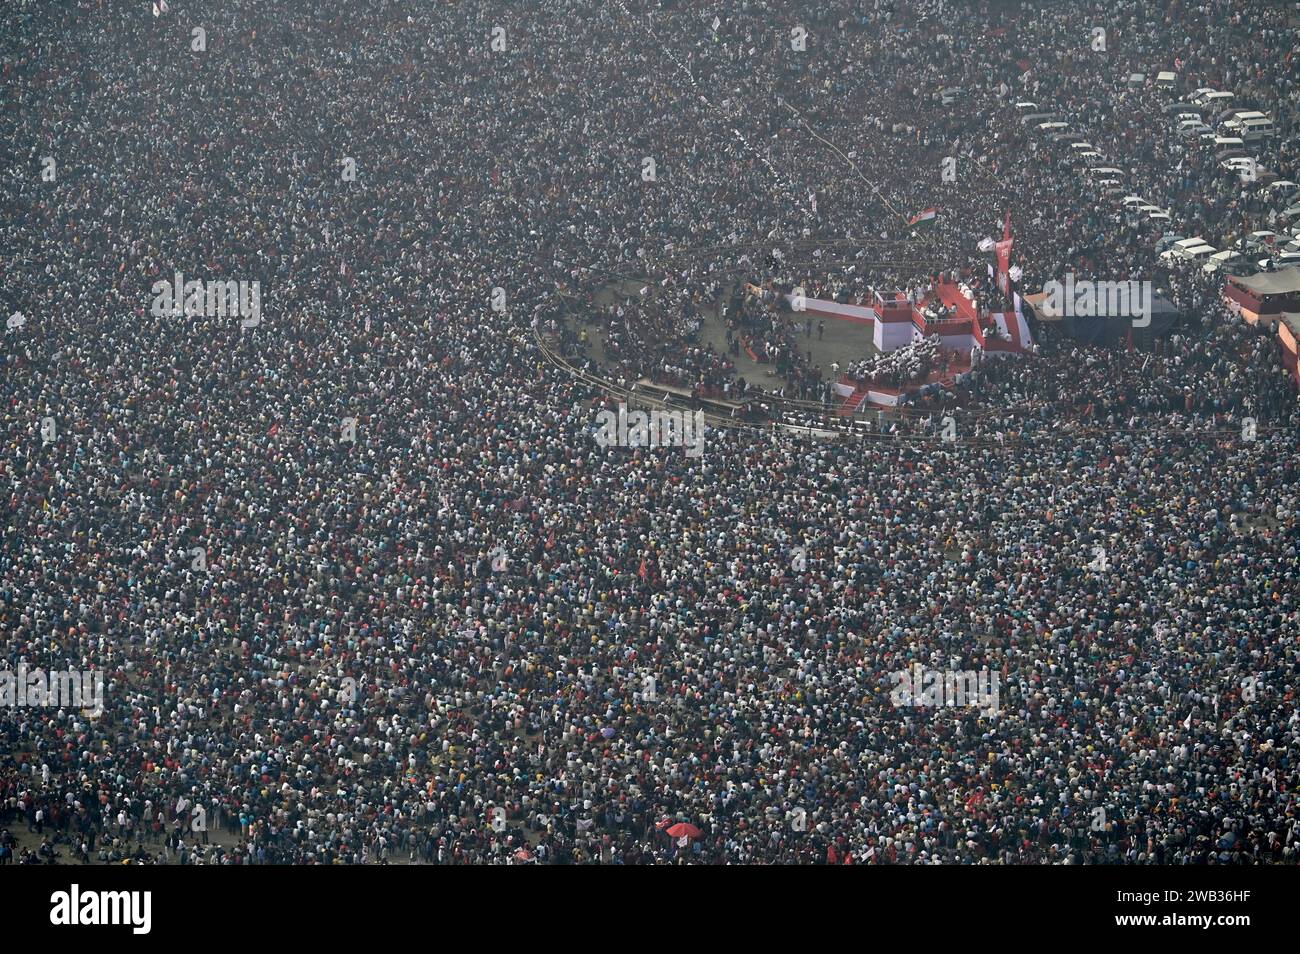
left=1174, top=240, right=1218, bottom=261
left=1203, top=250, right=1242, bottom=273
left=1121, top=195, right=1150, bottom=207
left=1223, top=111, right=1267, bottom=130
left=1201, top=91, right=1235, bottom=106
left=1240, top=117, right=1276, bottom=141
left=1156, top=71, right=1177, bottom=88
left=1265, top=180, right=1298, bottom=196
left=1014, top=101, right=1038, bottom=113
left=1038, top=121, right=1069, bottom=132
left=1220, top=157, right=1257, bottom=174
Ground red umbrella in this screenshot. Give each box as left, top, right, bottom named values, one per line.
left=665, top=822, right=702, bottom=840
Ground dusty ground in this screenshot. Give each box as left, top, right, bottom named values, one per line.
left=581, top=277, right=879, bottom=398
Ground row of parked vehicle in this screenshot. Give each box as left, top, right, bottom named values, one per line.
left=1015, top=81, right=1298, bottom=277
left=1153, top=226, right=1300, bottom=273
left=1016, top=101, right=1176, bottom=226
left=1157, top=83, right=1299, bottom=273
left=1164, top=88, right=1281, bottom=184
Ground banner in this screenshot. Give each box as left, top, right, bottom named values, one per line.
left=995, top=211, right=1013, bottom=297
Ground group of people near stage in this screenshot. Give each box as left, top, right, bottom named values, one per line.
left=845, top=334, right=948, bottom=389
left=1, top=0, right=1297, bottom=865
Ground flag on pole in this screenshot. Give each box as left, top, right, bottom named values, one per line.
left=908, top=208, right=938, bottom=227
left=995, top=211, right=1013, bottom=296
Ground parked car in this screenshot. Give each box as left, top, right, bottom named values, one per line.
left=1160, top=238, right=1217, bottom=262
left=1220, top=157, right=1256, bottom=173
left=1203, top=250, right=1243, bottom=273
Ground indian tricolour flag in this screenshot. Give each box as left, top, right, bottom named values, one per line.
left=908, top=208, right=938, bottom=227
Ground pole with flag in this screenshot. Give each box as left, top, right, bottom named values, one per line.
left=908, top=207, right=938, bottom=229
left=995, top=211, right=1013, bottom=298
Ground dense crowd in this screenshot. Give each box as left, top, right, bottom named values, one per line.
left=847, top=334, right=946, bottom=387
left=2, top=0, right=1297, bottom=865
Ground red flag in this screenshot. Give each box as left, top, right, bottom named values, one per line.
left=994, top=211, right=1013, bottom=297
left=638, top=559, right=647, bottom=580
left=268, top=421, right=280, bottom=436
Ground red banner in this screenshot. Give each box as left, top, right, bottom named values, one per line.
left=994, top=211, right=1013, bottom=297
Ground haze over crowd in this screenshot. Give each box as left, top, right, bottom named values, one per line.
left=1, top=0, right=1297, bottom=865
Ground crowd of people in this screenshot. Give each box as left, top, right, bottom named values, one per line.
left=846, top=334, right=947, bottom=388
left=2, top=0, right=1297, bottom=865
